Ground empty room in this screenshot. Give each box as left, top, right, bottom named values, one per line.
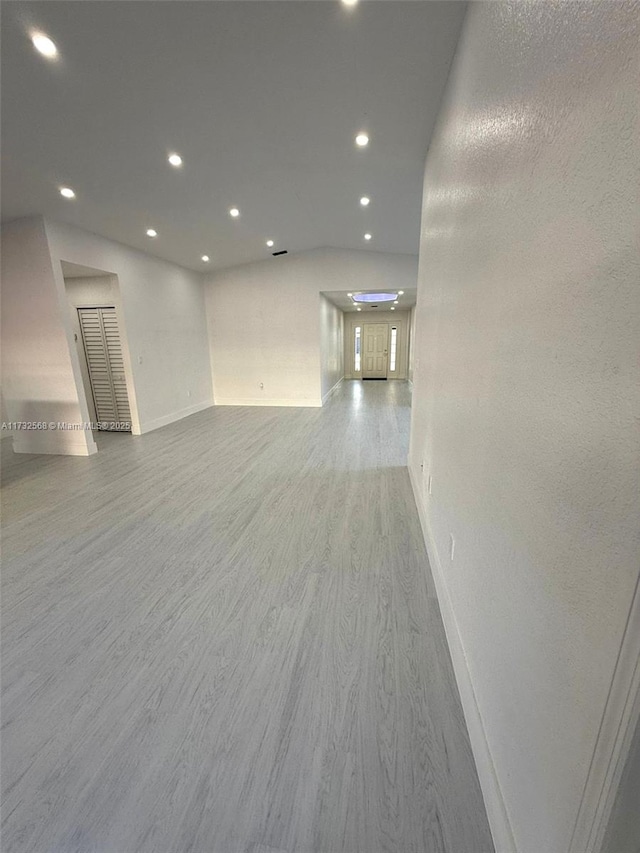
left=1, top=2, right=638, bottom=853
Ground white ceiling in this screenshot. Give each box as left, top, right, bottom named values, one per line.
left=1, top=1, right=466, bottom=272
left=323, top=288, right=416, bottom=312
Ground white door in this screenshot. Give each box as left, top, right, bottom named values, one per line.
left=362, top=323, right=389, bottom=379
left=78, top=307, right=131, bottom=430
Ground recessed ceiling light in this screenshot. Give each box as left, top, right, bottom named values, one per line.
left=364, top=233, right=372, bottom=241
left=201, top=255, right=210, bottom=262
left=266, top=240, right=274, bottom=248
left=347, top=292, right=353, bottom=297
left=360, top=196, right=370, bottom=206
left=398, top=290, right=404, bottom=295
left=342, top=0, right=358, bottom=6
left=59, top=187, right=75, bottom=199
left=168, top=153, right=183, bottom=167
left=229, top=207, right=240, bottom=218
left=32, top=33, right=57, bottom=58
left=355, top=133, right=369, bottom=148
left=146, top=228, right=157, bottom=238
left=391, top=307, right=395, bottom=311
left=394, top=300, right=399, bottom=304
left=357, top=307, right=362, bottom=311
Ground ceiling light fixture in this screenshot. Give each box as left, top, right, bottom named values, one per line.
left=364, top=233, right=372, bottom=241
left=201, top=255, right=210, bottom=262
left=393, top=300, right=399, bottom=304
left=59, top=187, right=75, bottom=199
left=342, top=0, right=359, bottom=6
left=32, top=33, right=58, bottom=58
left=347, top=292, right=353, bottom=297
left=355, top=133, right=369, bottom=147
left=360, top=196, right=370, bottom=206
left=391, top=307, right=395, bottom=311
left=398, top=290, right=404, bottom=295
left=146, top=228, right=158, bottom=238
left=357, top=307, right=362, bottom=311
left=168, top=153, right=183, bottom=167
left=229, top=207, right=240, bottom=218
left=266, top=240, right=274, bottom=248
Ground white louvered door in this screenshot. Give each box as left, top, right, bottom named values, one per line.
left=78, top=307, right=131, bottom=430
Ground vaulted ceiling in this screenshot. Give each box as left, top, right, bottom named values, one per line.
left=1, top=1, right=466, bottom=272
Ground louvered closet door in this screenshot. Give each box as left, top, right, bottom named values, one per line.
left=78, top=307, right=131, bottom=430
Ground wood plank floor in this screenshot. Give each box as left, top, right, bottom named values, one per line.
left=1, top=380, right=494, bottom=853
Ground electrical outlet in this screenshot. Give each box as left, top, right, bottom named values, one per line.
left=449, top=535, right=455, bottom=561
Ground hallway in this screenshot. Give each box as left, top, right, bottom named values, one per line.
left=1, top=382, right=493, bottom=853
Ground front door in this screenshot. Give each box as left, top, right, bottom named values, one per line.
left=362, top=323, right=389, bottom=379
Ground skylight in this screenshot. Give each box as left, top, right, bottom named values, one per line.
left=352, top=292, right=397, bottom=303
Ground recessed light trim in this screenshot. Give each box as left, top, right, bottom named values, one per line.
left=59, top=187, right=75, bottom=199
left=355, top=133, right=369, bottom=147
left=360, top=196, right=370, bottom=206
left=201, top=255, right=210, bottom=262
left=32, top=33, right=57, bottom=58
left=146, top=228, right=158, bottom=238
left=168, top=153, right=183, bottom=167
left=229, top=207, right=240, bottom=218
left=364, top=233, right=372, bottom=241
left=266, top=240, right=274, bottom=248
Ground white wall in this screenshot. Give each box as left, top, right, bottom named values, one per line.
left=344, top=310, right=411, bottom=380
left=319, top=295, right=344, bottom=402
left=408, top=3, right=640, bottom=853
left=408, top=306, right=416, bottom=383
left=1, top=217, right=96, bottom=455
left=46, top=220, right=213, bottom=434
left=205, top=248, right=416, bottom=406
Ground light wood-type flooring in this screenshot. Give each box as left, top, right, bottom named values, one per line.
left=1, top=380, right=494, bottom=853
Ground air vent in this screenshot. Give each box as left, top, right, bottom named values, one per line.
left=272, top=250, right=288, bottom=256
left=371, top=305, right=378, bottom=308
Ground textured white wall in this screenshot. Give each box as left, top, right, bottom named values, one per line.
left=1, top=217, right=96, bottom=455
left=319, top=295, right=344, bottom=402
left=46, top=220, right=213, bottom=434
left=408, top=3, right=640, bottom=853
left=205, top=248, right=416, bottom=406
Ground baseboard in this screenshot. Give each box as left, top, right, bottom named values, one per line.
left=137, top=399, right=214, bottom=434
left=12, top=432, right=97, bottom=456
left=408, top=463, right=518, bottom=853
left=322, top=377, right=344, bottom=405
left=568, top=568, right=640, bottom=853
left=214, top=397, right=322, bottom=408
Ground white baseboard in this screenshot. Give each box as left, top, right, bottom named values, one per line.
left=12, top=432, right=97, bottom=456
left=322, top=377, right=344, bottom=405
left=214, top=397, right=322, bottom=408
left=408, top=463, right=518, bottom=853
left=137, top=399, right=214, bottom=434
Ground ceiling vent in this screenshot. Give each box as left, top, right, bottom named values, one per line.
left=272, top=250, right=288, bottom=256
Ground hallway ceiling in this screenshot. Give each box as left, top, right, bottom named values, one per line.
left=323, top=289, right=417, bottom=312
left=1, top=1, right=466, bottom=272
